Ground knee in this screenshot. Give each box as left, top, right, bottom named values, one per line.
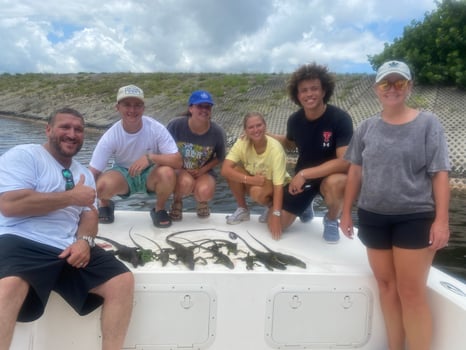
left=155, top=166, right=176, bottom=182
left=104, top=272, right=134, bottom=300
left=118, top=271, right=135, bottom=290
left=321, top=174, right=347, bottom=200
left=96, top=173, right=122, bottom=197
left=397, top=282, right=426, bottom=306
left=249, top=186, right=271, bottom=205
left=95, top=177, right=109, bottom=196
left=375, top=278, right=398, bottom=298
left=149, top=167, right=177, bottom=192
left=178, top=174, right=194, bottom=191
left=0, top=276, right=29, bottom=302
left=195, top=182, right=214, bottom=198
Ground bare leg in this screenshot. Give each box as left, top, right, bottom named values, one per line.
left=95, top=170, right=129, bottom=207
left=90, top=272, right=134, bottom=350
left=394, top=247, right=435, bottom=350
left=192, top=173, right=216, bottom=203
left=172, top=170, right=194, bottom=202
left=146, top=166, right=177, bottom=211
left=249, top=180, right=273, bottom=206
left=226, top=178, right=248, bottom=209
left=320, top=173, right=347, bottom=220
left=0, top=276, right=29, bottom=350
left=367, top=248, right=406, bottom=350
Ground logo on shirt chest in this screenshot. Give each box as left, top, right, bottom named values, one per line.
left=322, top=131, right=333, bottom=147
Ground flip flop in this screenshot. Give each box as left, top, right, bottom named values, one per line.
left=150, top=208, right=172, bottom=228
left=98, top=200, right=115, bottom=224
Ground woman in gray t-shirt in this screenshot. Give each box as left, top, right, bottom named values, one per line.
left=340, top=60, right=450, bottom=350
left=166, top=90, right=227, bottom=221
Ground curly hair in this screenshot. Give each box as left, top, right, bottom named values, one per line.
left=287, top=62, right=335, bottom=106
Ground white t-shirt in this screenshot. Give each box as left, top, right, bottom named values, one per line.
left=0, top=144, right=97, bottom=249
left=90, top=116, right=179, bottom=171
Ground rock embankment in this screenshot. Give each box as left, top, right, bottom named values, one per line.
left=0, top=72, right=464, bottom=187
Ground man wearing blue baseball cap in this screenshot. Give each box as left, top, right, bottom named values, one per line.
left=167, top=90, right=226, bottom=221
left=89, top=85, right=183, bottom=228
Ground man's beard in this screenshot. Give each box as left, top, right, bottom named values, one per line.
left=49, top=134, right=83, bottom=158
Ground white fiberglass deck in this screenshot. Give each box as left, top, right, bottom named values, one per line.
left=11, top=212, right=466, bottom=350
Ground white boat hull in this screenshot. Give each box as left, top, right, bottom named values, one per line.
left=11, top=211, right=466, bottom=349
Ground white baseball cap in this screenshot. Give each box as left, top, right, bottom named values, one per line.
left=116, top=85, right=144, bottom=103
left=375, top=61, right=412, bottom=82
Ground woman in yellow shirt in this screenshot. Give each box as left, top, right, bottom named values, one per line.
left=221, top=112, right=290, bottom=240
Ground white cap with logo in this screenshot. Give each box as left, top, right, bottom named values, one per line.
left=375, top=61, right=412, bottom=83
left=117, top=85, right=144, bottom=103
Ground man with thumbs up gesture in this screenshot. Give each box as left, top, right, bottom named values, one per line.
left=0, top=108, right=134, bottom=350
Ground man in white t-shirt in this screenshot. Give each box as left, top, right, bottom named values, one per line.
left=0, top=108, right=134, bottom=350
left=89, top=85, right=182, bottom=228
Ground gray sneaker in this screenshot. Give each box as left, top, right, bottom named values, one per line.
left=258, top=207, right=269, bottom=223
left=226, top=207, right=250, bottom=225
left=323, top=214, right=340, bottom=243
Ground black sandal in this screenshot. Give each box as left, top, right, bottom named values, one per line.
left=98, top=200, right=115, bottom=224
left=150, top=208, right=172, bottom=228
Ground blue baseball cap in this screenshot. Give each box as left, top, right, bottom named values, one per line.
left=188, top=90, right=214, bottom=106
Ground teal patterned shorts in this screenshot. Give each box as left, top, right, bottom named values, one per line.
left=110, top=165, right=155, bottom=198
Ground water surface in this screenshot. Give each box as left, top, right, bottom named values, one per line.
left=1, top=116, right=465, bottom=282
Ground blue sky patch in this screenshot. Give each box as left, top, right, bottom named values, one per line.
left=47, top=22, right=83, bottom=44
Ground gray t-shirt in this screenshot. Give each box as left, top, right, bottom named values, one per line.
left=167, top=116, right=226, bottom=174
left=345, top=111, right=451, bottom=214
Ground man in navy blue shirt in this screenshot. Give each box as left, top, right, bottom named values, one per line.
left=271, top=62, right=353, bottom=243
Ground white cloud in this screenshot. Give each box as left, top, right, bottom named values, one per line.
left=0, top=0, right=438, bottom=74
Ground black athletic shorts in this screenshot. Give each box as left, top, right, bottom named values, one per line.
left=357, top=208, right=435, bottom=249
left=0, top=234, right=130, bottom=322
left=282, top=179, right=322, bottom=216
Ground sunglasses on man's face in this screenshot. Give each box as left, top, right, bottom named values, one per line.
left=376, top=79, right=409, bottom=91
left=62, top=169, right=75, bottom=191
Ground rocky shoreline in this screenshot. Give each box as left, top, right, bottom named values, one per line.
left=1, top=73, right=464, bottom=187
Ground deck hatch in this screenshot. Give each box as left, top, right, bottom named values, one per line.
left=123, top=284, right=217, bottom=350
left=265, top=285, right=373, bottom=348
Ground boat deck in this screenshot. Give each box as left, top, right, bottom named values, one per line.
left=11, top=212, right=466, bottom=350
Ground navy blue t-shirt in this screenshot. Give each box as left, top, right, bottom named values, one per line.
left=286, top=104, right=353, bottom=173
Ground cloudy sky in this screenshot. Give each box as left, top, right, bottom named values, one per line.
left=0, top=0, right=438, bottom=75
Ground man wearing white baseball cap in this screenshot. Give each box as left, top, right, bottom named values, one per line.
left=89, top=84, right=182, bottom=228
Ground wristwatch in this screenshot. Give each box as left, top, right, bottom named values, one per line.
left=146, top=153, right=154, bottom=166
left=78, top=236, right=95, bottom=248
left=272, top=210, right=281, bottom=217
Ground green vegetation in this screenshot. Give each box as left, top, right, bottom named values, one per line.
left=0, top=72, right=272, bottom=105
left=407, top=95, right=429, bottom=109
left=369, top=0, right=466, bottom=89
